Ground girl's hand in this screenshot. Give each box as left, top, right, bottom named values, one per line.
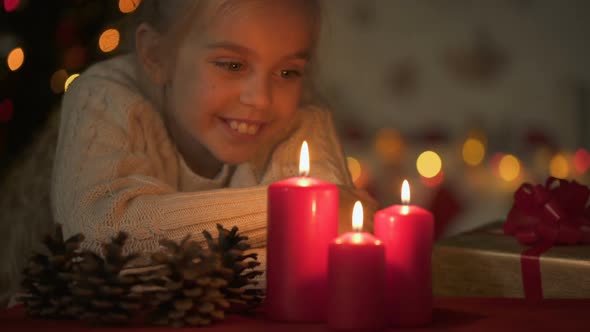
left=337, top=185, right=380, bottom=234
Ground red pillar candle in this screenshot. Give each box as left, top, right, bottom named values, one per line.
left=328, top=201, right=386, bottom=330
left=266, top=141, right=339, bottom=322
left=373, top=180, right=434, bottom=327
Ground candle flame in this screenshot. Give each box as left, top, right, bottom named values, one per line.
left=299, top=141, right=310, bottom=176
left=352, top=200, right=363, bottom=232
left=401, top=180, right=410, bottom=205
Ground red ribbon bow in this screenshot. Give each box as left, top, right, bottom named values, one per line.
left=503, top=177, right=590, bottom=300
left=503, top=177, right=590, bottom=246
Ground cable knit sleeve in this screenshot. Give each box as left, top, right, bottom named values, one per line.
left=51, top=74, right=268, bottom=256
left=260, top=105, right=354, bottom=187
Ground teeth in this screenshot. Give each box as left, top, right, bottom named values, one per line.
left=247, top=124, right=258, bottom=135
left=238, top=122, right=248, bottom=134
left=227, top=120, right=260, bottom=135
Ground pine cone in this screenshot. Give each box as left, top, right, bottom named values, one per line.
left=69, top=232, right=142, bottom=324
left=145, top=235, right=232, bottom=327
left=203, top=224, right=264, bottom=312
left=19, top=224, right=84, bottom=319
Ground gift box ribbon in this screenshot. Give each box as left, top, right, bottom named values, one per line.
left=503, top=177, right=590, bottom=299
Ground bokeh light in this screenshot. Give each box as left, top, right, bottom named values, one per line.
left=64, top=73, right=80, bottom=92
left=549, top=153, right=569, bottom=179
left=417, top=150, right=442, bottom=178
left=50, top=69, right=69, bottom=94
left=3, top=0, right=20, bottom=12
left=374, top=128, right=405, bottom=165
left=498, top=154, right=521, bottom=182
left=421, top=170, right=445, bottom=187
left=573, top=148, right=590, bottom=174
left=462, top=138, right=486, bottom=166
left=98, top=29, right=120, bottom=53
left=0, top=98, right=14, bottom=123
left=119, top=0, right=141, bottom=13
left=7, top=47, right=24, bottom=71
left=347, top=156, right=362, bottom=183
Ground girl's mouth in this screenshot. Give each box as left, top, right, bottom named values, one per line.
left=219, top=117, right=267, bottom=138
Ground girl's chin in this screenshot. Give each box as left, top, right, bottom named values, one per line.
left=213, top=149, right=258, bottom=166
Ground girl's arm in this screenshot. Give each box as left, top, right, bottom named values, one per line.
left=52, top=78, right=269, bottom=255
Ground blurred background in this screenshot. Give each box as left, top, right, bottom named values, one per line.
left=1, top=0, right=589, bottom=239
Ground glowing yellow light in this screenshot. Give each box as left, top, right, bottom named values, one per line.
left=7, top=47, right=24, bottom=71
left=374, top=128, right=405, bottom=164
left=50, top=69, right=68, bottom=94
left=352, top=201, right=363, bottom=232
left=64, top=73, right=80, bottom=92
left=416, top=150, right=442, bottom=178
left=98, top=29, right=120, bottom=53
left=549, top=153, right=569, bottom=179
left=119, top=0, right=141, bottom=13
left=462, top=138, right=485, bottom=166
left=346, top=156, right=362, bottom=183
left=498, top=154, right=521, bottom=182
left=299, top=140, right=309, bottom=176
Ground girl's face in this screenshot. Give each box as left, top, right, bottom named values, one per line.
left=164, top=0, right=315, bottom=169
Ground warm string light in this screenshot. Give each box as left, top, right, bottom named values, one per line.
left=462, top=138, right=486, bottom=166
left=98, top=28, right=120, bottom=53
left=64, top=73, right=80, bottom=92
left=416, top=150, right=442, bottom=178
left=498, top=154, right=521, bottom=182
left=549, top=153, right=569, bottom=179
left=346, top=156, right=361, bottom=183
left=7, top=47, right=24, bottom=71
left=118, top=0, right=141, bottom=13
left=50, top=69, right=68, bottom=94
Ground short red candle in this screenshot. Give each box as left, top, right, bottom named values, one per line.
left=373, top=180, right=434, bottom=327
left=328, top=201, right=385, bottom=330
left=266, top=141, right=339, bottom=322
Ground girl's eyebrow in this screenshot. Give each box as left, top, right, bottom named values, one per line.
left=206, top=41, right=310, bottom=61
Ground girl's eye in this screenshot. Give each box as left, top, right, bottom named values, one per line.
left=280, top=69, right=302, bottom=79
left=215, top=61, right=244, bottom=72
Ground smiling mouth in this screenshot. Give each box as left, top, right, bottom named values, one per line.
left=220, top=118, right=267, bottom=136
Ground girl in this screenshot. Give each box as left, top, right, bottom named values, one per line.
left=52, top=0, right=377, bottom=264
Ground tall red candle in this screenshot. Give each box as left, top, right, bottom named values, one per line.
left=266, top=141, right=339, bottom=322
left=328, top=201, right=385, bottom=330
left=373, top=180, right=434, bottom=327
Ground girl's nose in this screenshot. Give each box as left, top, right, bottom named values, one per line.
left=240, top=74, right=272, bottom=110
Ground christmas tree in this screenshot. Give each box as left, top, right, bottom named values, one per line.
left=0, top=0, right=138, bottom=179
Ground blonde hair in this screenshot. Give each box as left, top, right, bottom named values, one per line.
left=131, top=0, right=323, bottom=105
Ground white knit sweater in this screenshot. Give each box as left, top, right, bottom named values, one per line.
left=51, top=55, right=354, bottom=267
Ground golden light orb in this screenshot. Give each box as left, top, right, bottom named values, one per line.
left=416, top=151, right=442, bottom=178
left=98, top=29, right=120, bottom=53
left=498, top=154, right=521, bottom=182
left=462, top=138, right=485, bottom=166
left=7, top=47, right=24, bottom=71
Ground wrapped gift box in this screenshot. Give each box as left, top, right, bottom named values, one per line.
left=433, top=222, right=590, bottom=298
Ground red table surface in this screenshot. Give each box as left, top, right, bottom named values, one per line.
left=2, top=298, right=589, bottom=331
